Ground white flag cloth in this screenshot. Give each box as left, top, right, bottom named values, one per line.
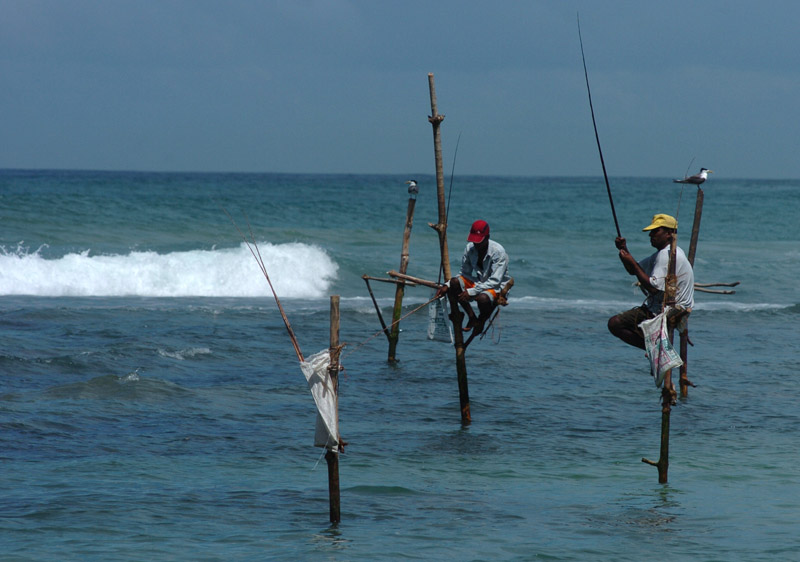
left=428, top=294, right=454, bottom=343
left=299, top=349, right=339, bottom=451
left=638, top=307, right=684, bottom=388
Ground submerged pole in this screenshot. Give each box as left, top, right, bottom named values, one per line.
left=680, top=186, right=704, bottom=397
left=427, top=73, right=470, bottom=424
left=326, top=295, right=341, bottom=524
left=388, top=185, right=418, bottom=362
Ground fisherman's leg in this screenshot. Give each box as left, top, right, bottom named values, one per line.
left=608, top=307, right=649, bottom=350
left=448, top=277, right=479, bottom=329
left=467, top=293, right=495, bottom=335
left=446, top=277, right=462, bottom=299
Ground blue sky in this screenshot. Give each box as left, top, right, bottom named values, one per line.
left=2, top=1, right=799, bottom=178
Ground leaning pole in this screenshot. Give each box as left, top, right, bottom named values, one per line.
left=680, top=185, right=704, bottom=397
left=426, top=73, right=470, bottom=424
left=387, top=186, right=418, bottom=362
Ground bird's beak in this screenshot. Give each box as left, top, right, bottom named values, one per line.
left=708, top=170, right=713, bottom=174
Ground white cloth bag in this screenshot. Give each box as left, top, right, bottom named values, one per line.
left=638, top=307, right=684, bottom=387
left=427, top=293, right=454, bottom=343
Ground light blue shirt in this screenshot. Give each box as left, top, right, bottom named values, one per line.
left=459, top=239, right=511, bottom=296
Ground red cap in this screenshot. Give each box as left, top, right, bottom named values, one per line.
left=467, top=220, right=490, bottom=243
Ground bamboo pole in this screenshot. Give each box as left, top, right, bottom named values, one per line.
left=387, top=270, right=438, bottom=288
left=325, top=296, right=341, bottom=524
left=680, top=186, right=704, bottom=397
left=388, top=192, right=418, bottom=362
left=426, top=73, right=470, bottom=424
left=427, top=73, right=451, bottom=281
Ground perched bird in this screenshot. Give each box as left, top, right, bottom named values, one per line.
left=405, top=179, right=419, bottom=195
left=673, top=168, right=713, bottom=185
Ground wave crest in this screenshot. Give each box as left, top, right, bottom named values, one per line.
left=0, top=242, right=338, bottom=298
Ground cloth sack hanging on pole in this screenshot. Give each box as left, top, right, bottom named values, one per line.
left=428, top=292, right=454, bottom=343
left=299, top=349, right=339, bottom=452
left=638, top=307, right=684, bottom=387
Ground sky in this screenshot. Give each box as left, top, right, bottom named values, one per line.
left=2, top=0, right=799, bottom=178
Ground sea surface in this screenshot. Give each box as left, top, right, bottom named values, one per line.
left=1, top=170, right=798, bottom=561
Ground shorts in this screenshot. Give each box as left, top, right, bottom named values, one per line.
left=457, top=276, right=498, bottom=301
left=614, top=305, right=655, bottom=333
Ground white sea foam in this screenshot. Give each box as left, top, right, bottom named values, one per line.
left=158, top=347, right=213, bottom=360
left=0, top=242, right=338, bottom=298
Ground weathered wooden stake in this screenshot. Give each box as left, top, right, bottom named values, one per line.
left=326, top=295, right=341, bottom=524
left=426, top=72, right=470, bottom=424
left=680, top=186, right=704, bottom=397
left=387, top=190, right=418, bottom=362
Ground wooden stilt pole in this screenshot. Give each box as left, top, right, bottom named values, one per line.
left=680, top=186, right=704, bottom=397
left=426, top=72, right=470, bottom=424
left=388, top=191, right=418, bottom=362
left=326, top=295, right=341, bottom=524
left=642, top=237, right=678, bottom=483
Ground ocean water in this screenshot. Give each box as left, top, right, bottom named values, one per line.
left=1, top=169, right=798, bottom=561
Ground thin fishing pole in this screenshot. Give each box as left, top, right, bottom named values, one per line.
left=221, top=204, right=305, bottom=362
left=438, top=132, right=462, bottom=285
left=577, top=14, right=621, bottom=238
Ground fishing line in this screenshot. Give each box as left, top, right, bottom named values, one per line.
left=577, top=13, right=622, bottom=238
left=684, top=156, right=696, bottom=180
left=340, top=295, right=440, bottom=360
left=674, top=157, right=696, bottom=229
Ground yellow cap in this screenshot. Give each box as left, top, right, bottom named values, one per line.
left=642, top=213, right=677, bottom=231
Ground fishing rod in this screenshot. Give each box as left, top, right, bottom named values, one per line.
left=577, top=14, right=622, bottom=238
left=437, top=132, right=462, bottom=286
left=221, top=205, right=305, bottom=362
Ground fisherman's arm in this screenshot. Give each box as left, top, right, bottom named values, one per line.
left=616, top=238, right=659, bottom=295
left=434, top=248, right=473, bottom=300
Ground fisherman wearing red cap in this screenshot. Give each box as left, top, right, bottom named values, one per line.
left=608, top=213, right=694, bottom=349
left=436, top=219, right=511, bottom=335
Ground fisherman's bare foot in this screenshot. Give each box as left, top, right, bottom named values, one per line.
left=463, top=316, right=478, bottom=332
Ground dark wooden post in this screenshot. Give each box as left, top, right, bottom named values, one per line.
left=325, top=295, right=341, bottom=524
left=642, top=237, right=678, bottom=483
left=388, top=189, right=418, bottom=362
left=426, top=72, right=470, bottom=424
left=680, top=186, right=704, bottom=397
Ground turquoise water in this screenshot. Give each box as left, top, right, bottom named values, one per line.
left=1, top=170, right=798, bottom=560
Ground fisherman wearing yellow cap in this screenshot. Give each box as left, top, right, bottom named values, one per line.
left=607, top=214, right=694, bottom=349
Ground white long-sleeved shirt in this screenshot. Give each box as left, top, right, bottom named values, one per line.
left=459, top=239, right=511, bottom=296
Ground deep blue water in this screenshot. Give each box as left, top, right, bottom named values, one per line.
left=1, top=170, right=798, bottom=560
